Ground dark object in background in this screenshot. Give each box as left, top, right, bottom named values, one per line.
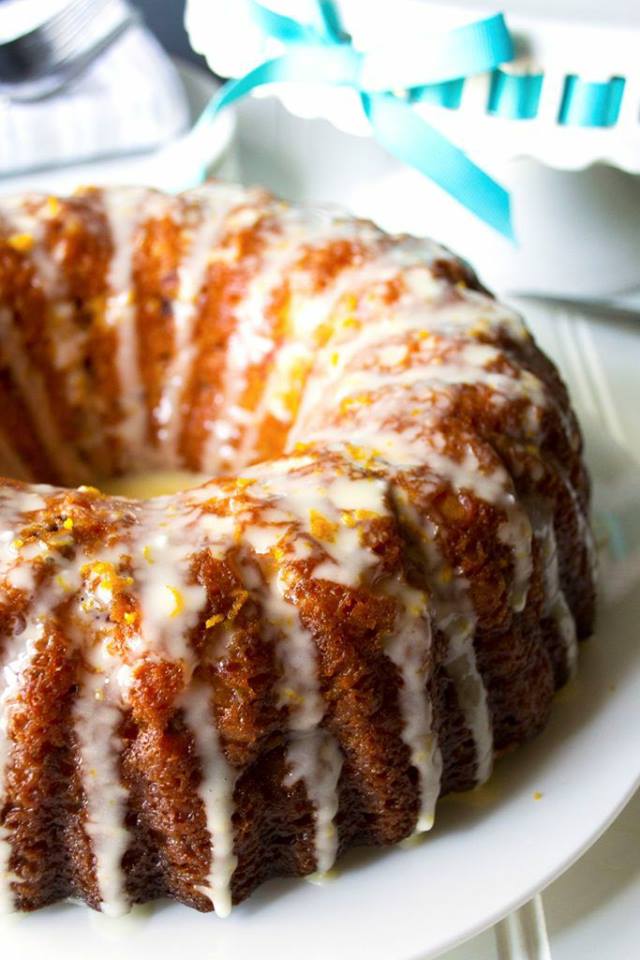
left=0, top=0, right=139, bottom=99
left=131, top=0, right=207, bottom=68
left=0, top=0, right=190, bottom=173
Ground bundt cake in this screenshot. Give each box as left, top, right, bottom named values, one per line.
left=0, top=183, right=596, bottom=917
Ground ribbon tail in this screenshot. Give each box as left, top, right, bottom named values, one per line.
left=362, top=92, right=515, bottom=241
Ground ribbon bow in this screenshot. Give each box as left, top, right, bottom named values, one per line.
left=198, top=1, right=517, bottom=239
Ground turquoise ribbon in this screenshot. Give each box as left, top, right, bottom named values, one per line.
left=558, top=76, right=626, bottom=128
left=197, top=1, right=517, bottom=240
left=410, top=79, right=465, bottom=111
left=488, top=69, right=543, bottom=120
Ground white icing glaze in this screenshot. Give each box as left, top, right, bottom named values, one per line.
left=132, top=500, right=208, bottom=662
left=73, top=668, right=130, bottom=917
left=253, top=548, right=342, bottom=874
left=0, top=505, right=135, bottom=913
left=237, top=461, right=443, bottom=839
left=200, top=203, right=294, bottom=468
left=102, top=188, right=160, bottom=464
left=383, top=582, right=442, bottom=830
left=327, top=351, right=546, bottom=412
left=537, top=508, right=579, bottom=678
left=181, top=682, right=238, bottom=918
left=0, top=618, right=45, bottom=912
left=392, top=489, right=494, bottom=785
left=0, top=306, right=84, bottom=483
left=285, top=729, right=343, bottom=874
left=156, top=184, right=250, bottom=459
left=498, top=498, right=534, bottom=613
left=234, top=259, right=389, bottom=463
left=203, top=208, right=384, bottom=469
left=269, top=567, right=325, bottom=732
left=0, top=197, right=105, bottom=478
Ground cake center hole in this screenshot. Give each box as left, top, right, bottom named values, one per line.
left=97, top=470, right=210, bottom=500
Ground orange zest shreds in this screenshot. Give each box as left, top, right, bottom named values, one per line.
left=271, top=545, right=285, bottom=562
left=63, top=517, right=74, bottom=531
left=468, top=323, right=485, bottom=338
left=314, top=321, right=334, bottom=347
left=275, top=357, right=311, bottom=417
left=167, top=586, right=185, bottom=618
left=329, top=351, right=340, bottom=367
left=345, top=443, right=380, bottom=468
left=339, top=393, right=372, bottom=415
left=142, top=545, right=154, bottom=564
left=279, top=389, right=300, bottom=418
left=205, top=613, right=224, bottom=629
left=49, top=535, right=74, bottom=551
left=81, top=560, right=131, bottom=596
left=290, top=357, right=310, bottom=380
left=309, top=509, right=338, bottom=543
left=86, top=560, right=115, bottom=577
left=342, top=507, right=380, bottom=527
left=343, top=294, right=358, bottom=312
left=281, top=687, right=305, bottom=706
left=46, top=196, right=61, bottom=217
left=87, top=294, right=106, bottom=317
left=335, top=311, right=362, bottom=335
left=123, top=611, right=138, bottom=626
left=7, top=233, right=34, bottom=252
left=228, top=589, right=249, bottom=621
left=355, top=509, right=378, bottom=521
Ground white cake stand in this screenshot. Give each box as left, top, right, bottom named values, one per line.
left=186, top=0, right=640, bottom=298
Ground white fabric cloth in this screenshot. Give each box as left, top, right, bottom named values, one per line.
left=0, top=22, right=189, bottom=175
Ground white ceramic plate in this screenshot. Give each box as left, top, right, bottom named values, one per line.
left=1, top=313, right=639, bottom=960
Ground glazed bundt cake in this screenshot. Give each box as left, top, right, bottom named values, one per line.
left=0, top=183, right=596, bottom=917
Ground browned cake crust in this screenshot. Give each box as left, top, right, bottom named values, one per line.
left=0, top=184, right=595, bottom=916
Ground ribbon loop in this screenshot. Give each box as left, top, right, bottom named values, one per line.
left=206, top=0, right=517, bottom=240
left=360, top=14, right=513, bottom=92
